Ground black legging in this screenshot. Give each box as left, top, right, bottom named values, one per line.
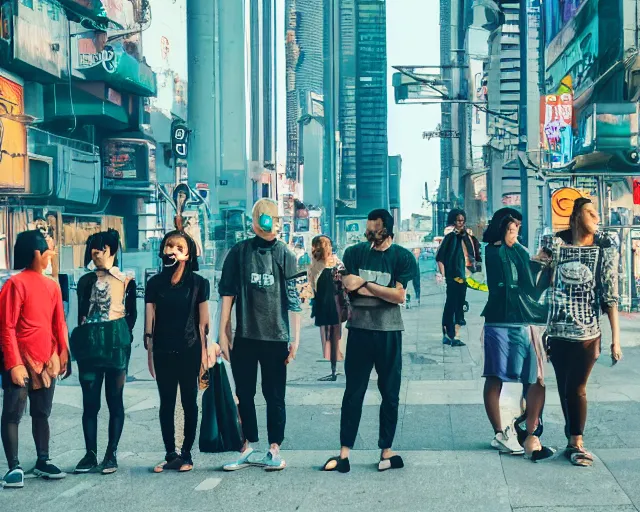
left=321, top=325, right=341, bottom=374
left=442, top=280, right=467, bottom=338
left=79, top=368, right=126, bottom=454
left=153, top=347, right=201, bottom=457
left=1, top=377, right=55, bottom=469
left=549, top=336, right=600, bottom=437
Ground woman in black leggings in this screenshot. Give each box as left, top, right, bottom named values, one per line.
left=71, top=230, right=137, bottom=475
left=145, top=230, right=215, bottom=473
left=547, top=199, right=622, bottom=466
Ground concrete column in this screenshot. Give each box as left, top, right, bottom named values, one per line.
left=187, top=0, right=219, bottom=213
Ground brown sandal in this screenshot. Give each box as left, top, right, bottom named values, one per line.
left=153, top=452, right=183, bottom=473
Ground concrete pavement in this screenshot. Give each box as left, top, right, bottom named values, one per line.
left=1, top=277, right=640, bottom=511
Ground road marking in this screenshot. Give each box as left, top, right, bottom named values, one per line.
left=194, top=477, right=222, bottom=492
left=59, top=481, right=96, bottom=498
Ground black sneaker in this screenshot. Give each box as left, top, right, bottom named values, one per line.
left=101, top=451, right=118, bottom=475
left=2, top=466, right=24, bottom=488
left=451, top=338, right=466, bottom=347
left=74, top=451, right=98, bottom=474
left=443, top=335, right=452, bottom=345
left=34, top=459, right=67, bottom=480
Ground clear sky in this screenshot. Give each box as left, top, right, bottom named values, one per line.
left=387, top=0, right=442, bottom=219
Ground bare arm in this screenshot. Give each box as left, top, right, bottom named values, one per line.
left=342, top=274, right=366, bottom=292
left=145, top=303, right=156, bottom=378
left=198, top=300, right=213, bottom=368
left=363, top=281, right=406, bottom=305
left=606, top=306, right=620, bottom=346
left=437, top=261, right=445, bottom=276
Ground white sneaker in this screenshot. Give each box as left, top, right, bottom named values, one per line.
left=491, top=426, right=524, bottom=454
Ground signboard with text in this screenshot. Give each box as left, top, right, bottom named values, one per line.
left=541, top=93, right=573, bottom=168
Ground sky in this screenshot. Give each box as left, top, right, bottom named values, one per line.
left=387, top=0, right=442, bottom=218
left=275, top=0, right=442, bottom=218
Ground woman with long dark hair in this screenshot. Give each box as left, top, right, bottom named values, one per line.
left=308, top=235, right=345, bottom=381
left=481, top=209, right=554, bottom=460
left=548, top=198, right=621, bottom=466
left=72, top=230, right=137, bottom=474
left=145, top=230, right=217, bottom=473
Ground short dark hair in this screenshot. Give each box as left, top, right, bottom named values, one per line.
left=84, top=229, right=121, bottom=268
left=570, top=198, right=593, bottom=229
left=159, top=230, right=199, bottom=271
left=446, top=208, right=466, bottom=227
left=483, top=207, right=523, bottom=244
left=13, top=230, right=48, bottom=270
left=498, top=215, right=520, bottom=242
left=367, top=209, right=394, bottom=236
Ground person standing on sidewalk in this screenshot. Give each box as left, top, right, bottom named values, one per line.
left=481, top=210, right=555, bottom=460
left=145, top=230, right=215, bottom=473
left=71, top=230, right=137, bottom=475
left=436, top=209, right=481, bottom=346
left=0, top=230, right=70, bottom=488
left=322, top=209, right=416, bottom=473
left=547, top=198, right=622, bottom=467
left=308, top=235, right=345, bottom=382
left=219, top=198, right=302, bottom=472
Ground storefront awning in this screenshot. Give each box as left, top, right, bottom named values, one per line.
left=43, top=84, right=130, bottom=130
left=57, top=0, right=122, bottom=31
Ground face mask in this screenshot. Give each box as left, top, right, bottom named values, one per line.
left=162, top=254, right=179, bottom=268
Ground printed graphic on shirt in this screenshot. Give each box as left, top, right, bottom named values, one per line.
left=359, top=269, right=391, bottom=287
left=87, top=280, right=112, bottom=322
left=250, top=273, right=275, bottom=287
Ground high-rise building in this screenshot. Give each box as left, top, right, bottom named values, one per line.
left=336, top=0, right=389, bottom=220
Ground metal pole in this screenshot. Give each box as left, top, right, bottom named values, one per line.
left=187, top=0, right=218, bottom=212
left=519, top=0, right=529, bottom=245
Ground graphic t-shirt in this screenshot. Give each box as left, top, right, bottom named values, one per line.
left=145, top=271, right=210, bottom=352
left=343, top=242, right=416, bottom=331
left=219, top=237, right=301, bottom=343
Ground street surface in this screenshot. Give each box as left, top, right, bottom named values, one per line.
left=2, top=275, right=640, bottom=511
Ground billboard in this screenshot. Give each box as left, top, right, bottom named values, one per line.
left=541, top=94, right=573, bottom=168
left=0, top=75, right=26, bottom=190
left=103, top=139, right=156, bottom=182
left=544, top=0, right=586, bottom=45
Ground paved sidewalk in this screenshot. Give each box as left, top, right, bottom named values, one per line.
left=1, top=278, right=640, bottom=511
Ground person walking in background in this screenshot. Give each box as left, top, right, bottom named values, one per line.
left=547, top=198, right=622, bottom=467
left=0, top=230, right=70, bottom=488
left=481, top=210, right=555, bottom=461
left=322, top=209, right=415, bottom=473
left=71, top=230, right=137, bottom=475
left=145, top=230, right=214, bottom=473
left=436, top=209, right=481, bottom=346
left=219, top=198, right=302, bottom=472
left=308, top=235, right=345, bottom=382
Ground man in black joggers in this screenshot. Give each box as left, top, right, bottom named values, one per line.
left=322, top=209, right=416, bottom=473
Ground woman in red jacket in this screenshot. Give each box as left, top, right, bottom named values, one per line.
left=0, top=230, right=70, bottom=489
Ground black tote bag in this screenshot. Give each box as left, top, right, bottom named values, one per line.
left=199, top=362, right=245, bottom=453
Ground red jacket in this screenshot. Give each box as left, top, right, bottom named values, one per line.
left=0, top=270, right=68, bottom=371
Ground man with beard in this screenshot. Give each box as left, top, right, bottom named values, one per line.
left=436, top=209, right=481, bottom=346
left=322, top=209, right=415, bottom=473
left=219, top=198, right=301, bottom=472
left=145, top=230, right=217, bottom=473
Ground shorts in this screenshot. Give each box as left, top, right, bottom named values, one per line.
left=482, top=325, right=539, bottom=384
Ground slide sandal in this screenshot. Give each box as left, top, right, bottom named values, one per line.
left=322, top=456, right=350, bottom=473
left=378, top=455, right=404, bottom=472
left=565, top=446, right=594, bottom=467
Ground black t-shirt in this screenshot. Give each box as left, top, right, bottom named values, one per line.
left=343, top=242, right=415, bottom=331
left=218, top=237, right=299, bottom=342
left=145, top=271, right=210, bottom=352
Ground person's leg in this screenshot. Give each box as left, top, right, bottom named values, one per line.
left=483, top=377, right=503, bottom=433
left=330, top=324, right=340, bottom=376
left=79, top=370, right=105, bottom=455
left=549, top=338, right=572, bottom=439
left=230, top=338, right=260, bottom=446
left=442, top=281, right=456, bottom=339
left=30, top=381, right=65, bottom=478
left=456, top=282, right=468, bottom=327
left=258, top=340, right=289, bottom=468
left=104, top=369, right=127, bottom=455
left=339, top=329, right=375, bottom=453
left=374, top=331, right=403, bottom=462
left=177, top=346, right=201, bottom=465
left=1, top=379, right=28, bottom=470
left=565, top=338, right=600, bottom=448
left=153, top=351, right=180, bottom=455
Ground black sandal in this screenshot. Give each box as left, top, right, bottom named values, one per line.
left=153, top=452, right=183, bottom=473
left=318, top=374, right=338, bottom=382
left=378, top=455, right=404, bottom=471
left=322, top=456, right=350, bottom=473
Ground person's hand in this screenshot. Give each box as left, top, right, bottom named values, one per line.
left=148, top=349, right=156, bottom=379
left=219, top=330, right=231, bottom=362
left=286, top=341, right=299, bottom=365
left=59, top=349, right=72, bottom=380
left=611, top=342, right=623, bottom=365
left=10, top=365, right=29, bottom=387
left=436, top=273, right=444, bottom=285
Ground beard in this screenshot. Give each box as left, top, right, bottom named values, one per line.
left=366, top=230, right=389, bottom=246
